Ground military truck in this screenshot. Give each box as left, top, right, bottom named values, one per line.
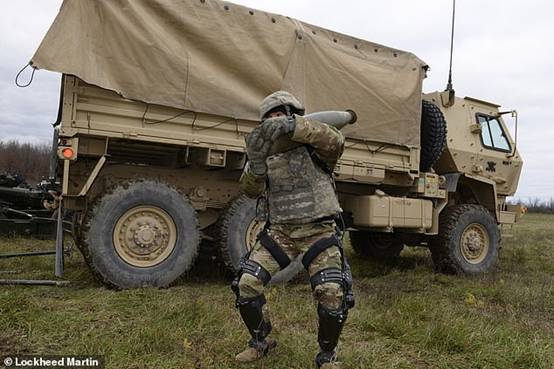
left=30, top=0, right=523, bottom=288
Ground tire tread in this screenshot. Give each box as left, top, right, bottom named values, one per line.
left=420, top=100, right=447, bottom=172
left=430, top=204, right=499, bottom=274
left=77, top=179, right=199, bottom=288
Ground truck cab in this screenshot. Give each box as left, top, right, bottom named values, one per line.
left=424, top=92, right=523, bottom=223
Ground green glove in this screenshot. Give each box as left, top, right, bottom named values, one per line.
left=260, top=115, right=296, bottom=141
left=245, top=126, right=271, bottom=176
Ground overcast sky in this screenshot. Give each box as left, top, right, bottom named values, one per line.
left=0, top=0, right=552, bottom=200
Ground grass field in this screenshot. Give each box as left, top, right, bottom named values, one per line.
left=1, top=214, right=552, bottom=369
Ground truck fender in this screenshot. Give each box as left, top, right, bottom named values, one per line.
left=439, top=173, right=498, bottom=220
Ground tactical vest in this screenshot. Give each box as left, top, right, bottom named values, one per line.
left=266, top=146, right=341, bottom=224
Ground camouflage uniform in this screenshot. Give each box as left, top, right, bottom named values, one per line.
left=234, top=91, right=352, bottom=368
left=238, top=115, right=346, bottom=308
left=240, top=222, right=343, bottom=307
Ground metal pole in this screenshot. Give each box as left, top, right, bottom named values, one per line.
left=0, top=279, right=70, bottom=286
left=0, top=250, right=56, bottom=259
left=55, top=198, right=64, bottom=277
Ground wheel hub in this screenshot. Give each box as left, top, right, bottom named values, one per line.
left=245, top=219, right=265, bottom=252
left=133, top=224, right=161, bottom=249
left=113, top=206, right=177, bottom=267
left=460, top=223, right=490, bottom=264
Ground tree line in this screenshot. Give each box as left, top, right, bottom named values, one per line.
left=0, top=140, right=51, bottom=185
left=510, top=198, right=554, bottom=214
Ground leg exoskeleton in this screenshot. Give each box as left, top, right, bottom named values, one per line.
left=301, top=234, right=355, bottom=368
left=231, top=229, right=293, bottom=348
left=231, top=256, right=272, bottom=343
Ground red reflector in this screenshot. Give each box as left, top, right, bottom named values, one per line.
left=62, top=148, right=74, bottom=159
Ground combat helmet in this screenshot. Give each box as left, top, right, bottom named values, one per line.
left=259, top=91, right=305, bottom=120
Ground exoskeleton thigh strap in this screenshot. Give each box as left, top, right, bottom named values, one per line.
left=258, top=230, right=291, bottom=270
left=301, top=235, right=341, bottom=270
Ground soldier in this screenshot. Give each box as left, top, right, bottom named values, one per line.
left=231, top=91, right=355, bottom=368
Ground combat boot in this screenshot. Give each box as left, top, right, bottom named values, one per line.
left=235, top=294, right=275, bottom=362
left=320, top=362, right=341, bottom=369
left=235, top=337, right=277, bottom=362
left=315, top=350, right=340, bottom=368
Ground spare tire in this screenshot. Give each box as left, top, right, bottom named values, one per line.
left=420, top=100, right=447, bottom=172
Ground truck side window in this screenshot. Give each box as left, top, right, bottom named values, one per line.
left=477, top=114, right=511, bottom=152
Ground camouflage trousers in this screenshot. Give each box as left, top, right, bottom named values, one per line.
left=238, top=221, right=344, bottom=310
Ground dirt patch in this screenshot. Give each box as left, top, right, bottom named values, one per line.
left=0, top=334, right=17, bottom=355
left=405, top=352, right=439, bottom=369
left=0, top=331, right=31, bottom=356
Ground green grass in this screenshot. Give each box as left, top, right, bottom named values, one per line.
left=1, top=214, right=553, bottom=368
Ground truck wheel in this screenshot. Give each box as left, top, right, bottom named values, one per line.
left=430, top=204, right=499, bottom=274
left=81, top=180, right=199, bottom=288
left=349, top=231, right=404, bottom=259
left=218, top=195, right=303, bottom=284
left=420, top=100, right=447, bottom=172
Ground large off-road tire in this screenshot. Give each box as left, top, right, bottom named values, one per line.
left=430, top=204, right=500, bottom=275
left=420, top=100, right=447, bottom=172
left=349, top=231, right=404, bottom=259
left=218, top=195, right=303, bottom=284
left=79, top=180, right=199, bottom=288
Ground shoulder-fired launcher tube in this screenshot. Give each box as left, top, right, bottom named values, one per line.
left=303, top=110, right=357, bottom=129
left=268, top=110, right=356, bottom=155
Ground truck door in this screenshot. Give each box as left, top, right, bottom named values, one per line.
left=474, top=112, right=522, bottom=195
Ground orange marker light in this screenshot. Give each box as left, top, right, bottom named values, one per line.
left=62, top=147, right=74, bottom=159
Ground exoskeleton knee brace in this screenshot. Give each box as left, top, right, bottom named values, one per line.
left=302, top=234, right=355, bottom=311
left=301, top=234, right=356, bottom=366
left=231, top=255, right=273, bottom=346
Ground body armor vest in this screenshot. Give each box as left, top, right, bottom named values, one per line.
left=266, top=146, right=341, bottom=224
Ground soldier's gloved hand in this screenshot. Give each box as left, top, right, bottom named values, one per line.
left=260, top=115, right=296, bottom=141
left=245, top=127, right=272, bottom=176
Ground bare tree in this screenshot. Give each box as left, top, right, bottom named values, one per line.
left=0, top=140, right=50, bottom=185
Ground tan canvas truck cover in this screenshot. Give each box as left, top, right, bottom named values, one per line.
left=31, top=0, right=427, bottom=146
